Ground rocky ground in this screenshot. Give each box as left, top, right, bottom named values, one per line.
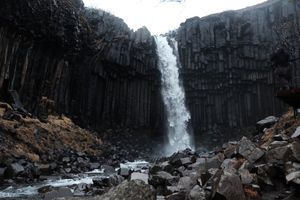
left=0, top=102, right=300, bottom=200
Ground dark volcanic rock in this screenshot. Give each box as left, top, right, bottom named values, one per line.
left=0, top=0, right=163, bottom=132
left=177, top=0, right=300, bottom=146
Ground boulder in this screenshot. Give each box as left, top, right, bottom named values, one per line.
left=100, top=180, right=156, bottom=200
left=214, top=170, right=246, bottom=200
left=266, top=145, right=290, bottom=163
left=131, top=172, right=149, bottom=184
left=149, top=171, right=178, bottom=186
left=256, top=116, right=278, bottom=132
left=237, top=137, right=264, bottom=163
left=4, top=163, right=24, bottom=178
left=189, top=185, right=206, bottom=200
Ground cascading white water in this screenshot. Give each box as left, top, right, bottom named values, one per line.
left=155, top=35, right=193, bottom=154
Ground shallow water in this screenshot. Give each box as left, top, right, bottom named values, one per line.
left=0, top=160, right=149, bottom=199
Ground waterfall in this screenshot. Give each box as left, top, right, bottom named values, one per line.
left=155, top=35, right=193, bottom=154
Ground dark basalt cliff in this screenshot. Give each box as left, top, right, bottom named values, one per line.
left=0, top=0, right=163, bottom=131
left=177, top=0, right=300, bottom=144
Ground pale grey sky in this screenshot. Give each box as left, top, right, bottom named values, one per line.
left=82, top=0, right=267, bottom=34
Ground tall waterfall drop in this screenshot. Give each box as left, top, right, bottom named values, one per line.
left=156, top=35, right=193, bottom=154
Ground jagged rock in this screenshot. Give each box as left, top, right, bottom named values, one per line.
left=99, top=180, right=156, bottom=200
left=237, top=137, right=264, bottom=163
left=214, top=170, right=246, bottom=200
left=44, top=187, right=73, bottom=200
left=189, top=185, right=206, bottom=200
left=256, top=116, right=279, bottom=132
left=205, top=153, right=225, bottom=169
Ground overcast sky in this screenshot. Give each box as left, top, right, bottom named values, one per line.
left=82, top=0, right=267, bottom=34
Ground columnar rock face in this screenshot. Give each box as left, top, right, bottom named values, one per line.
left=0, top=0, right=163, bottom=131
left=177, top=0, right=300, bottom=143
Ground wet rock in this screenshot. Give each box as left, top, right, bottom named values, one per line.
left=131, top=172, right=149, bottom=184
left=214, top=170, right=246, bottom=200
left=189, top=185, right=206, bottom=200
left=44, top=187, right=73, bottom=200
left=0, top=167, right=6, bottom=179
left=100, top=180, right=156, bottom=200
left=256, top=116, right=278, bottom=132
left=237, top=137, right=264, bottom=163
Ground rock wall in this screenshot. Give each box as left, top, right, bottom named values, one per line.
left=177, top=0, right=300, bottom=143
left=0, top=0, right=163, bottom=131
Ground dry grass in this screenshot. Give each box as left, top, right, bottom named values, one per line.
left=0, top=107, right=103, bottom=163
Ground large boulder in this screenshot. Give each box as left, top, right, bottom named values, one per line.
left=237, top=137, right=264, bottom=163
left=214, top=170, right=246, bottom=200
left=99, top=180, right=156, bottom=200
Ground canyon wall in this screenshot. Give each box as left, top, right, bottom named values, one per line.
left=0, top=0, right=163, bottom=131
left=177, top=0, right=300, bottom=144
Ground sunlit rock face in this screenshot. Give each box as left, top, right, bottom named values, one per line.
left=177, top=0, right=300, bottom=146
left=0, top=0, right=163, bottom=131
